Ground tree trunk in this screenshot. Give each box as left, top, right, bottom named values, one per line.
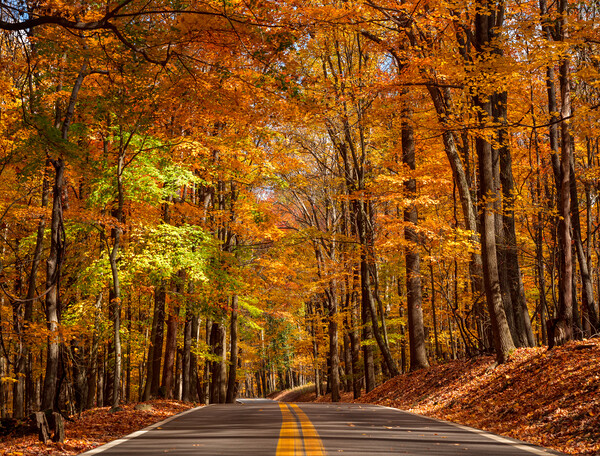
left=12, top=167, right=51, bottom=418
left=495, top=91, right=535, bottom=347
left=349, top=284, right=361, bottom=398
left=402, top=109, right=429, bottom=371
left=148, top=284, right=166, bottom=398
left=209, top=322, right=225, bottom=404
left=430, top=263, right=442, bottom=359
left=327, top=289, right=341, bottom=402
left=161, top=285, right=179, bottom=399
left=109, top=153, right=124, bottom=410
left=570, top=159, right=599, bottom=331
left=190, top=314, right=201, bottom=402
left=473, top=0, right=516, bottom=363
left=553, top=17, right=574, bottom=346
left=226, top=295, right=239, bottom=403
left=426, top=86, right=484, bottom=302
left=86, top=293, right=102, bottom=409
left=182, top=310, right=193, bottom=402
left=41, top=158, right=65, bottom=411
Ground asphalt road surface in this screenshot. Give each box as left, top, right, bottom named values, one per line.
left=80, top=399, right=564, bottom=455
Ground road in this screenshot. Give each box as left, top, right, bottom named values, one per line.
left=80, top=399, right=564, bottom=455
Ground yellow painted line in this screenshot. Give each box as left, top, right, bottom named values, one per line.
left=290, top=404, right=325, bottom=456
left=276, top=403, right=301, bottom=455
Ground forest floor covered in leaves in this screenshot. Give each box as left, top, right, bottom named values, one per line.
left=289, top=338, right=600, bottom=456
left=1, top=340, right=598, bottom=455
left=0, top=399, right=193, bottom=455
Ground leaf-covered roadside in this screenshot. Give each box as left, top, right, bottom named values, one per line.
left=0, top=400, right=193, bottom=456
left=309, top=339, right=599, bottom=455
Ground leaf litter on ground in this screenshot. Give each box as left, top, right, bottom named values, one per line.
left=293, top=338, right=600, bottom=456
left=0, top=400, right=193, bottom=456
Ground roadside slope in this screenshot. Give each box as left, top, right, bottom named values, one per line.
left=310, top=339, right=599, bottom=455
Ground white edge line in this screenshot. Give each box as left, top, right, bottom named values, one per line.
left=78, top=405, right=207, bottom=455
left=379, top=405, right=563, bottom=456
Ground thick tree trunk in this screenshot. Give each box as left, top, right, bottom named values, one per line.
left=349, top=286, right=361, bottom=398
left=554, top=27, right=574, bottom=346
left=402, top=110, right=429, bottom=371
left=430, top=263, right=442, bottom=359
left=474, top=0, right=516, bottom=363
left=495, top=92, right=535, bottom=347
left=41, top=158, right=65, bottom=411
left=161, top=311, right=177, bottom=399
left=426, top=86, right=484, bottom=300
left=200, top=319, right=212, bottom=404
left=361, top=295, right=375, bottom=393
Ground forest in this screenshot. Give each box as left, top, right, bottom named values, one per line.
left=0, top=0, right=599, bottom=420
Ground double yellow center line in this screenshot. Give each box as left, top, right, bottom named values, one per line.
left=276, top=403, right=325, bottom=456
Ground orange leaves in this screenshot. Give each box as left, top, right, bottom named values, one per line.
left=0, top=400, right=194, bottom=456
left=350, top=339, right=600, bottom=456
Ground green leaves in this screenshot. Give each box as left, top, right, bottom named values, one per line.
left=125, top=223, right=213, bottom=283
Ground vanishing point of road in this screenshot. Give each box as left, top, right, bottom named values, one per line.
left=80, top=399, right=564, bottom=455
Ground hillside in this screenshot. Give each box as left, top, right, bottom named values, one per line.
left=288, top=339, right=600, bottom=455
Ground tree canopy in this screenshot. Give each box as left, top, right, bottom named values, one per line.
left=0, top=0, right=599, bottom=420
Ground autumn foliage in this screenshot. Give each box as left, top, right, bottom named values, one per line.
left=0, top=0, right=599, bottom=451
left=288, top=339, right=599, bottom=455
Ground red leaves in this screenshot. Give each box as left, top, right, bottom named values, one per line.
left=0, top=400, right=193, bottom=456
left=303, top=339, right=600, bottom=456
left=347, top=339, right=600, bottom=456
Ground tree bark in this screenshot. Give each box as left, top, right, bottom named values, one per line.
left=327, top=288, right=341, bottom=402
left=495, top=91, right=535, bottom=348
left=570, top=159, right=599, bottom=332
left=226, top=295, right=239, bottom=403
left=161, top=282, right=179, bottom=399
left=182, top=309, right=193, bottom=402
left=109, top=152, right=124, bottom=410
left=209, top=322, right=225, bottom=403
left=146, top=284, right=166, bottom=398
left=473, top=0, right=516, bottom=363
left=41, top=158, right=65, bottom=411
left=554, top=6, right=574, bottom=345
left=402, top=112, right=429, bottom=371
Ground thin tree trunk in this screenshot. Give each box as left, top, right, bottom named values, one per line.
left=161, top=294, right=179, bottom=399
left=109, top=153, right=124, bottom=410
left=86, top=293, right=102, bottom=409
left=182, top=309, right=193, bottom=402
left=430, top=263, right=441, bottom=359
left=209, top=322, right=225, bottom=404
left=570, top=159, right=599, bottom=331
left=226, top=295, right=239, bottom=403
left=150, top=284, right=166, bottom=397
left=328, top=288, right=341, bottom=402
